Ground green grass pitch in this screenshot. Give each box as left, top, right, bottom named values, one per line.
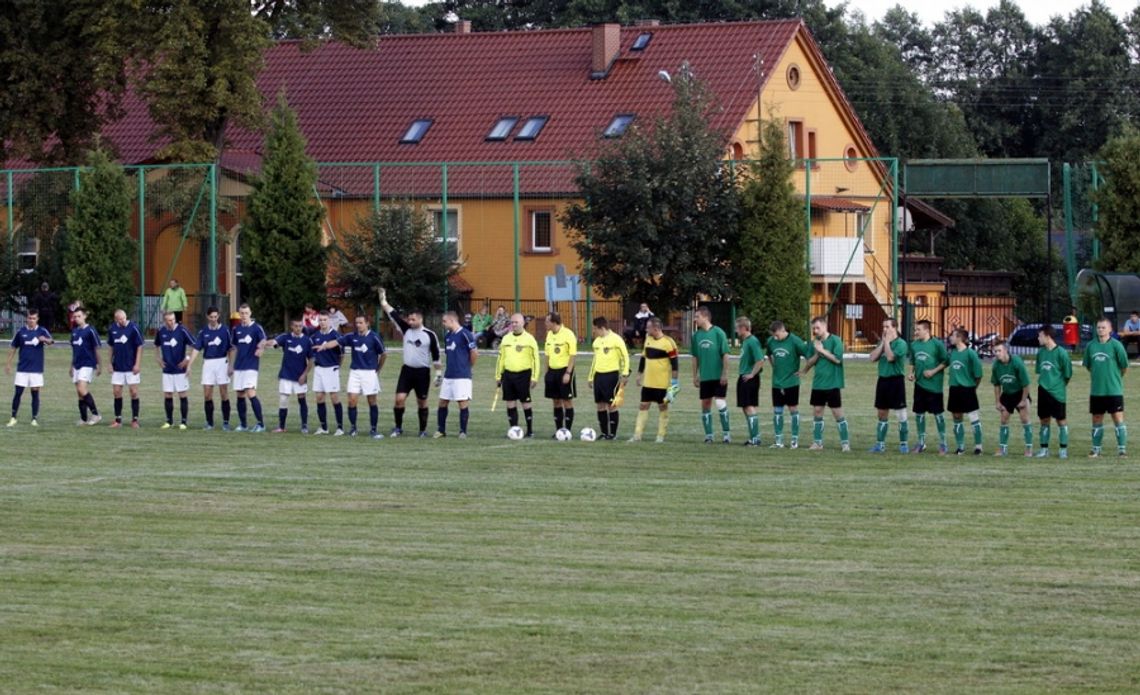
left=2, top=348, right=1138, bottom=692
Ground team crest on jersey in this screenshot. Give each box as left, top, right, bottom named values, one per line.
left=603, top=347, right=610, bottom=354
left=413, top=339, right=422, bottom=347
left=554, top=346, right=560, bottom=353
left=515, top=345, right=523, bottom=352
left=774, top=348, right=788, bottom=358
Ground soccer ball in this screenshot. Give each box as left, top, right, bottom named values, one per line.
left=507, top=426, right=525, bottom=440
left=555, top=428, right=572, bottom=441
left=579, top=427, right=598, bottom=442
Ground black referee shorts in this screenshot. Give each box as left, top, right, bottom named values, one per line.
left=396, top=365, right=431, bottom=399
left=874, top=375, right=907, bottom=411
left=544, top=367, right=577, bottom=400
left=947, top=385, right=979, bottom=414
left=1036, top=388, right=1066, bottom=421
left=501, top=370, right=532, bottom=403
left=736, top=375, right=760, bottom=408
left=593, top=371, right=621, bottom=404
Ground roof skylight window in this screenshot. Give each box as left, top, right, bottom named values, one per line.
left=515, top=116, right=548, bottom=141
left=603, top=114, right=635, bottom=138
left=487, top=117, right=519, bottom=141
left=631, top=32, right=653, bottom=51
left=400, top=119, right=433, bottom=144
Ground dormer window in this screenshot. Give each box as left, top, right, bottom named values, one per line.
left=400, top=119, right=432, bottom=144
left=486, top=117, right=519, bottom=141
left=603, top=114, right=634, bottom=138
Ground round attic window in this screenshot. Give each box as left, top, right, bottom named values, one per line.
left=844, top=145, right=859, bottom=171
left=786, top=64, right=801, bottom=90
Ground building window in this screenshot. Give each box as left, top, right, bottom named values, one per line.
left=856, top=211, right=871, bottom=243
left=786, top=64, right=801, bottom=90
left=807, top=129, right=818, bottom=166
left=844, top=145, right=859, bottom=171
left=731, top=142, right=745, bottom=161
left=631, top=32, right=652, bottom=51
left=787, top=120, right=804, bottom=162
left=400, top=119, right=433, bottom=144
left=486, top=117, right=518, bottom=141
left=17, top=235, right=37, bottom=274
left=603, top=114, right=635, bottom=138
left=431, top=207, right=460, bottom=261
left=515, top=116, right=548, bottom=141
left=530, top=209, right=553, bottom=252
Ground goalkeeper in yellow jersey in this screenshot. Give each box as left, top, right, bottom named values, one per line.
left=630, top=317, right=680, bottom=442
left=587, top=316, right=630, bottom=440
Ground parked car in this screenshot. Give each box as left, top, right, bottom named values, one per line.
left=1007, top=323, right=1092, bottom=348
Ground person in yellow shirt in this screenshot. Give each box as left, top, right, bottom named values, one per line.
left=588, top=316, right=630, bottom=440
left=631, top=317, right=680, bottom=442
left=495, top=313, right=540, bottom=438
left=543, top=312, right=578, bottom=437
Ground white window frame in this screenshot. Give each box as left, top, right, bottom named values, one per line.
left=428, top=205, right=461, bottom=262
left=530, top=209, right=553, bottom=253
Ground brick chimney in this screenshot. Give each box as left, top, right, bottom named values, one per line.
left=454, top=19, right=472, bottom=34
left=590, top=23, right=621, bottom=79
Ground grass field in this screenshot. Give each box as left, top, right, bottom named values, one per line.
left=2, top=348, right=1139, bottom=693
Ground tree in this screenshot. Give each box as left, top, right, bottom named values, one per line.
left=63, top=150, right=137, bottom=329
left=1094, top=131, right=1140, bottom=272
left=332, top=205, right=461, bottom=314
left=734, top=118, right=811, bottom=332
left=561, top=68, right=740, bottom=314
left=240, top=95, right=328, bottom=331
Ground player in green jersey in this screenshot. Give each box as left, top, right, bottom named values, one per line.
left=869, top=318, right=909, bottom=453
left=766, top=320, right=808, bottom=448
left=947, top=328, right=984, bottom=455
left=1035, top=325, right=1072, bottom=458
left=692, top=306, right=731, bottom=443
left=1084, top=317, right=1128, bottom=457
left=908, top=320, right=949, bottom=454
left=735, top=317, right=765, bottom=446
left=990, top=339, right=1032, bottom=457
left=802, top=316, right=850, bottom=452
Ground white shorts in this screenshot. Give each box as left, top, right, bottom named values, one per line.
left=200, top=358, right=230, bottom=386
left=279, top=379, right=309, bottom=396
left=14, top=372, right=44, bottom=388
left=71, top=366, right=95, bottom=384
left=111, top=371, right=141, bottom=386
left=347, top=369, right=380, bottom=396
left=162, top=373, right=190, bottom=393
left=312, top=366, right=341, bottom=393
left=440, top=378, right=473, bottom=402
left=232, top=369, right=259, bottom=391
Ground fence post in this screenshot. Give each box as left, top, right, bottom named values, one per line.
left=5, top=171, right=13, bottom=274
left=208, top=162, right=218, bottom=297
left=441, top=163, right=449, bottom=312
left=372, top=163, right=381, bottom=215
left=137, top=168, right=146, bottom=326
left=890, top=159, right=899, bottom=321
left=512, top=162, right=520, bottom=313
left=804, top=161, right=812, bottom=328
left=1091, top=163, right=1101, bottom=261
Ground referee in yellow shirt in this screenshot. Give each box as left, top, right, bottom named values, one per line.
left=588, top=316, right=630, bottom=440
left=495, top=313, right=540, bottom=437
left=543, top=312, right=577, bottom=436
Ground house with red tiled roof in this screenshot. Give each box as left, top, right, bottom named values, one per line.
left=16, top=19, right=915, bottom=338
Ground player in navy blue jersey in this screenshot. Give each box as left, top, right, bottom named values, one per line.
left=379, top=288, right=441, bottom=438
left=189, top=306, right=233, bottom=430
left=229, top=303, right=268, bottom=432
left=69, top=308, right=103, bottom=425
left=6, top=309, right=54, bottom=427
left=154, top=311, right=195, bottom=429
left=264, top=318, right=314, bottom=433
left=315, top=314, right=387, bottom=439
left=435, top=310, right=478, bottom=438
left=107, top=309, right=144, bottom=428
left=309, top=311, right=345, bottom=435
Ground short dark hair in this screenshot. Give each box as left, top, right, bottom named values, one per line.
left=206, top=306, right=220, bottom=315
left=26, top=308, right=39, bottom=318
left=547, top=312, right=562, bottom=326
left=769, top=320, right=785, bottom=333
left=916, top=319, right=932, bottom=332
left=1039, top=324, right=1055, bottom=339
left=993, top=338, right=1008, bottom=349
left=238, top=303, right=251, bottom=311
left=696, top=306, right=712, bottom=319
left=953, top=327, right=969, bottom=343
left=593, top=316, right=608, bottom=329
left=811, top=315, right=827, bottom=326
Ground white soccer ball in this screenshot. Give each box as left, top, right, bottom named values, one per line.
left=507, top=425, right=525, bottom=440
left=555, top=428, right=572, bottom=441
left=579, top=427, right=597, bottom=442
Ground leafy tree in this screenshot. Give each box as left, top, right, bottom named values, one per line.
left=0, top=235, right=22, bottom=314
left=734, top=118, right=811, bottom=332
left=1094, top=131, right=1140, bottom=272
left=332, top=205, right=461, bottom=315
left=63, top=150, right=137, bottom=328
left=254, top=0, right=383, bottom=43
left=561, top=68, right=740, bottom=314
left=240, top=95, right=328, bottom=331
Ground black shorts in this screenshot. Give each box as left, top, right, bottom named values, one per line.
left=396, top=365, right=431, bottom=399
left=947, top=385, right=980, bottom=414
left=874, top=375, right=907, bottom=411
left=500, top=370, right=532, bottom=403
left=593, top=371, right=621, bottom=404
left=1089, top=395, right=1125, bottom=416
left=736, top=375, right=760, bottom=408
left=1037, top=388, right=1066, bottom=421
left=771, top=386, right=800, bottom=408
left=699, top=379, right=727, bottom=400
left=544, top=367, right=577, bottom=400
left=641, top=387, right=668, bottom=404
left=912, top=385, right=944, bottom=415
left=999, top=391, right=1028, bottom=414
left=810, top=388, right=842, bottom=408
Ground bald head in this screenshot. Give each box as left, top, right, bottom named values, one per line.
left=114, top=309, right=128, bottom=326
left=510, top=313, right=526, bottom=334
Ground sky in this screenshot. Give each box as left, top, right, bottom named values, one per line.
left=398, top=0, right=1138, bottom=26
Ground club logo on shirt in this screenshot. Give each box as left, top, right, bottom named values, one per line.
left=239, top=334, right=253, bottom=344
left=165, top=338, right=179, bottom=348
left=73, top=337, right=83, bottom=346
left=115, top=334, right=129, bottom=344
left=773, top=348, right=789, bottom=358
left=413, top=339, right=422, bottom=347
left=288, top=344, right=304, bottom=354
left=554, top=346, right=561, bottom=354
left=515, top=345, right=523, bottom=352
left=603, top=347, right=610, bottom=354
left=355, top=343, right=369, bottom=353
